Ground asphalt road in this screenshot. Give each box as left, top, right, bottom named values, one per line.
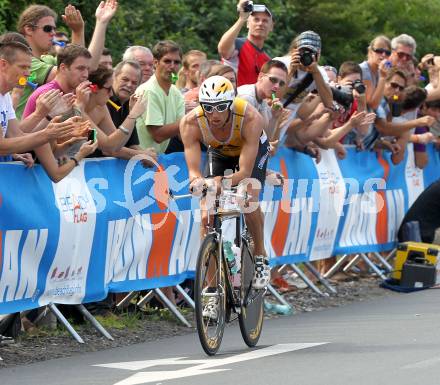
left=1, top=288, right=439, bottom=385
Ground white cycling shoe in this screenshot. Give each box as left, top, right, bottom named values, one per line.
left=202, top=296, right=219, bottom=320
left=252, top=255, right=271, bottom=289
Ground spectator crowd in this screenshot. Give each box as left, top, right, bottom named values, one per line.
left=2, top=0, right=440, bottom=342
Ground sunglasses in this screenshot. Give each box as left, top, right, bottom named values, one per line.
left=162, top=59, right=182, bottom=65
left=201, top=102, right=231, bottom=113
left=396, top=51, right=413, bottom=61
left=372, top=47, right=391, bottom=56
left=34, top=25, right=56, bottom=33
left=266, top=75, right=286, bottom=88
left=389, top=82, right=404, bottom=92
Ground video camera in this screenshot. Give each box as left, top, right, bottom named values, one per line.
left=242, top=1, right=267, bottom=13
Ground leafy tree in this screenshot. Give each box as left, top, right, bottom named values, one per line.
left=0, top=0, right=439, bottom=68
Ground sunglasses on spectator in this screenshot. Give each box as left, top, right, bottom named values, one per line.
left=396, top=51, right=413, bottom=61
left=265, top=75, right=286, bottom=88
left=201, top=102, right=231, bottom=113
left=389, top=82, right=404, bottom=91
left=372, top=47, right=391, bottom=56
left=162, top=59, right=182, bottom=65
left=34, top=25, right=56, bottom=33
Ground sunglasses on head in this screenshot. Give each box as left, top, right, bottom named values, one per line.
left=372, top=47, right=391, bottom=56
left=34, top=25, right=56, bottom=33
left=396, top=51, right=413, bottom=61
left=389, top=82, right=404, bottom=92
left=201, top=102, right=231, bottom=113
left=266, top=75, right=286, bottom=88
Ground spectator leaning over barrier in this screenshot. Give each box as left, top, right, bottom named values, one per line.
left=15, top=0, right=118, bottom=119
left=237, top=59, right=288, bottom=151
left=411, top=99, right=440, bottom=169
left=390, top=34, right=417, bottom=85
left=274, top=31, right=333, bottom=149
left=123, top=46, right=154, bottom=84
left=135, top=40, right=185, bottom=154
left=218, top=0, right=273, bottom=87
left=0, top=40, right=77, bottom=163
left=374, top=71, right=436, bottom=164
left=99, top=47, right=113, bottom=69
left=291, top=62, right=375, bottom=159
left=176, top=50, right=207, bottom=94
left=84, top=66, right=156, bottom=166
left=328, top=61, right=376, bottom=152
left=22, top=44, right=91, bottom=121
left=108, top=60, right=141, bottom=127
left=359, top=35, right=392, bottom=110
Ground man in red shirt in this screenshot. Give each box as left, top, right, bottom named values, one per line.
left=218, top=0, right=272, bottom=87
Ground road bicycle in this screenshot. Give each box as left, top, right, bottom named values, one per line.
left=193, top=187, right=265, bottom=356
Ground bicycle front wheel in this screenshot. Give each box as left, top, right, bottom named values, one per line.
left=239, top=239, right=264, bottom=347
left=195, top=233, right=226, bottom=356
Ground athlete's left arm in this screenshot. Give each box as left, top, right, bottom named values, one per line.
left=231, top=104, right=264, bottom=186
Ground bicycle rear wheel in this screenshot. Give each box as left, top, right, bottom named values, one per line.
left=239, top=239, right=264, bottom=347
left=195, top=233, right=226, bottom=355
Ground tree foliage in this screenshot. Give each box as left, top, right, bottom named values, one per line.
left=1, top=0, right=439, bottom=68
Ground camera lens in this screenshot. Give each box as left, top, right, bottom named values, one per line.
left=300, top=50, right=314, bottom=66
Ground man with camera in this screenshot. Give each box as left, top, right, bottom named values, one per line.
left=273, top=31, right=333, bottom=155
left=218, top=0, right=273, bottom=87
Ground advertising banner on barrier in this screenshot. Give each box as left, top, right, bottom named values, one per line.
left=1, top=146, right=439, bottom=314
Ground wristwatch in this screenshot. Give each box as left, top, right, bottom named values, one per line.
left=119, top=125, right=130, bottom=135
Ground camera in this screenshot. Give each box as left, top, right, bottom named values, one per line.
left=242, top=1, right=266, bottom=13
left=299, top=48, right=315, bottom=67
left=243, top=1, right=253, bottom=12
left=352, top=79, right=366, bottom=94
left=331, top=86, right=353, bottom=108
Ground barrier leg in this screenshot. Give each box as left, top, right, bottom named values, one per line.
left=48, top=303, right=84, bottom=344
left=342, top=254, right=361, bottom=272
left=289, top=264, right=327, bottom=297
left=76, top=305, right=114, bottom=341
left=304, top=262, right=337, bottom=294
left=266, top=284, right=291, bottom=307
left=116, top=291, right=138, bottom=309
left=323, top=255, right=350, bottom=278
left=359, top=253, right=387, bottom=280
left=153, top=289, right=191, bottom=327
left=137, top=290, right=155, bottom=307
left=175, top=284, right=195, bottom=309
left=385, top=249, right=396, bottom=262
left=372, top=252, right=393, bottom=272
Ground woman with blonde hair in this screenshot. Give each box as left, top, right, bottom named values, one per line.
left=359, top=35, right=392, bottom=110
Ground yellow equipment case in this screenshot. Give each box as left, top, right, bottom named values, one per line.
left=393, top=242, right=440, bottom=280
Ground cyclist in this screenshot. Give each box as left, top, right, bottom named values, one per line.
left=180, top=75, right=271, bottom=305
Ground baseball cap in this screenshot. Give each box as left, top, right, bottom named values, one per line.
left=251, top=4, right=273, bottom=19
left=295, top=31, right=321, bottom=53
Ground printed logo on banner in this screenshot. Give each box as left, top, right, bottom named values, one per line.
left=115, top=154, right=187, bottom=231
left=39, top=167, right=96, bottom=306
left=0, top=229, right=47, bottom=303
left=58, top=193, right=89, bottom=223
left=309, top=150, right=346, bottom=261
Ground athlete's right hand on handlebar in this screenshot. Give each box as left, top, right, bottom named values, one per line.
left=189, top=177, right=207, bottom=197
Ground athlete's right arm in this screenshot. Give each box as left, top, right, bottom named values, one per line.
left=180, top=113, right=203, bottom=185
